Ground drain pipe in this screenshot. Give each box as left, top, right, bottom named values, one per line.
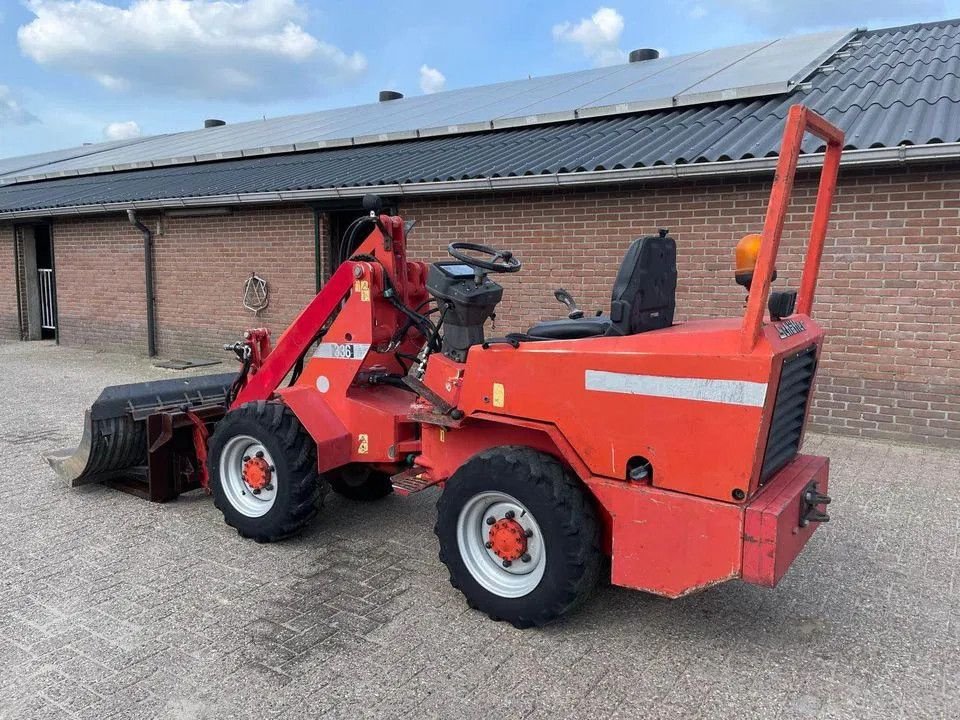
left=12, top=229, right=24, bottom=341
left=127, top=210, right=157, bottom=357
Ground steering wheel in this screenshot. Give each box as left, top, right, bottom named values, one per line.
left=448, top=242, right=522, bottom=273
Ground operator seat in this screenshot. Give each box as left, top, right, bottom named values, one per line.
left=527, top=232, right=677, bottom=340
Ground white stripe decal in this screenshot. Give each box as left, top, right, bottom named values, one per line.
left=585, top=370, right=767, bottom=407
left=312, top=342, right=370, bottom=360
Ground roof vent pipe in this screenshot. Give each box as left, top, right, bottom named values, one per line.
left=629, top=48, right=660, bottom=63
left=379, top=90, right=404, bottom=102
left=204, top=118, right=226, bottom=128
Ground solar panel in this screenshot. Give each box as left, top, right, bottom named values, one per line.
left=676, top=31, right=852, bottom=105
left=1, top=28, right=853, bottom=183
left=0, top=136, right=155, bottom=178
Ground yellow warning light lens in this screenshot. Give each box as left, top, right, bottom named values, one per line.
left=735, top=233, right=763, bottom=289
left=736, top=234, right=762, bottom=273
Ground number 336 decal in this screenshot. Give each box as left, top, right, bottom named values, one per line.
left=312, top=342, right=371, bottom=360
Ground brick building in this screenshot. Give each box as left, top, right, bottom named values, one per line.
left=1, top=21, right=958, bottom=447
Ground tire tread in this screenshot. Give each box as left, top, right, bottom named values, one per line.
left=435, top=446, right=602, bottom=628
left=209, top=401, right=328, bottom=542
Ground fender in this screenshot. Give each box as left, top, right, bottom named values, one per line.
left=278, top=385, right=352, bottom=473
left=430, top=411, right=593, bottom=482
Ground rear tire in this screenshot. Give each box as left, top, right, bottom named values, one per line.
left=435, top=446, right=602, bottom=628
left=329, top=464, right=393, bottom=501
left=207, top=401, right=327, bottom=542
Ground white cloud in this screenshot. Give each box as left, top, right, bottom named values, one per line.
left=419, top=64, right=446, bottom=94
left=17, top=0, right=367, bottom=101
left=688, top=4, right=709, bottom=20
left=104, top=120, right=142, bottom=140
left=552, top=7, right=627, bottom=67
left=0, top=86, right=38, bottom=127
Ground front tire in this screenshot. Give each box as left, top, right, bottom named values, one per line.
left=207, top=401, right=327, bottom=542
left=435, top=446, right=602, bottom=628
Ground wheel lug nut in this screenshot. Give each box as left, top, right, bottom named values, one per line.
left=486, top=517, right=496, bottom=525
left=485, top=542, right=492, bottom=549
left=243, top=456, right=250, bottom=462
left=502, top=560, right=512, bottom=568
left=521, top=553, right=531, bottom=563
left=264, top=484, right=274, bottom=491
left=253, top=489, right=261, bottom=495
left=269, top=466, right=275, bottom=472
left=525, top=529, right=533, bottom=538
left=256, top=451, right=265, bottom=458
left=505, top=510, right=515, bottom=519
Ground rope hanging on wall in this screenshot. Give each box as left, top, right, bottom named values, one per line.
left=243, top=272, right=269, bottom=315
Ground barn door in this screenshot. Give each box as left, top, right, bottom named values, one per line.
left=15, top=223, right=57, bottom=340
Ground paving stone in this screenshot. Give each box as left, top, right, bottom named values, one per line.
left=283, top=621, right=338, bottom=655
left=1, top=339, right=958, bottom=718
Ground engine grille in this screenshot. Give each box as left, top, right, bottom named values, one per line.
left=760, top=345, right=817, bottom=483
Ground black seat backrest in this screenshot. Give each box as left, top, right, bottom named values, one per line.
left=609, top=233, right=677, bottom=335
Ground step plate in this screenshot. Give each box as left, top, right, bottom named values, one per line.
left=391, top=467, right=441, bottom=496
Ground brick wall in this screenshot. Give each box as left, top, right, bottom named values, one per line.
left=0, top=224, right=18, bottom=340
left=152, top=205, right=317, bottom=358
left=49, top=206, right=319, bottom=357
left=53, top=215, right=152, bottom=352
left=400, top=165, right=960, bottom=447
left=22, top=163, right=960, bottom=446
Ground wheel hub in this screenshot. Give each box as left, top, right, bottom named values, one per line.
left=219, top=436, right=278, bottom=518
left=456, top=493, right=546, bottom=598
left=487, top=518, right=527, bottom=561
left=242, top=456, right=272, bottom=491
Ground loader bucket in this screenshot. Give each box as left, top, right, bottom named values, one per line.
left=46, top=373, right=236, bottom=489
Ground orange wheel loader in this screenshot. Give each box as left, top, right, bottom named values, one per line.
left=47, top=106, right=840, bottom=627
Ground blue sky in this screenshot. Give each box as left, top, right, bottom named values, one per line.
left=0, top=0, right=957, bottom=158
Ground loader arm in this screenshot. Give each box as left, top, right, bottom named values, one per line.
left=230, top=264, right=354, bottom=408
left=228, top=212, right=418, bottom=409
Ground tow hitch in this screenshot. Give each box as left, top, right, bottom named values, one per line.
left=800, top=480, right=831, bottom=527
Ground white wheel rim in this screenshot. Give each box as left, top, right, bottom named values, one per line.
left=456, top=491, right=546, bottom=598
left=219, top=435, right=278, bottom=517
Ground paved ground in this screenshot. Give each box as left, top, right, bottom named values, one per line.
left=0, top=340, right=957, bottom=719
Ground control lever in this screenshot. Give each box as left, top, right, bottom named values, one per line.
left=554, top=288, right=584, bottom=319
